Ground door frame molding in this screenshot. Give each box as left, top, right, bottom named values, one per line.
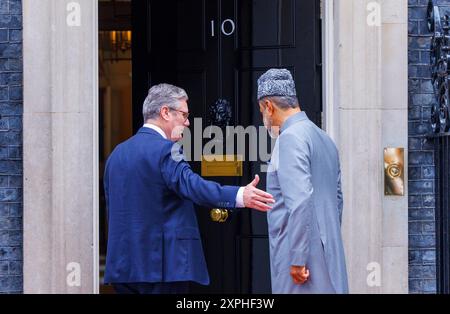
left=93, top=2, right=100, bottom=295
left=322, top=0, right=338, bottom=143
left=23, top=0, right=99, bottom=294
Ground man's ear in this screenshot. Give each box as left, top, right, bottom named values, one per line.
left=160, top=106, right=170, bottom=121
left=265, top=100, right=275, bottom=116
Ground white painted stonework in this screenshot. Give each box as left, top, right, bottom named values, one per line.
left=23, top=0, right=99, bottom=293
left=333, top=0, right=408, bottom=293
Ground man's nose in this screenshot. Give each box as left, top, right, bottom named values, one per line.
left=184, top=119, right=190, bottom=127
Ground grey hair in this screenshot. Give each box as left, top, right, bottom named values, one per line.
left=262, top=95, right=299, bottom=109
left=142, top=83, right=188, bottom=121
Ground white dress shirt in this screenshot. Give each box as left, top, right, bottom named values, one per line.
left=143, top=123, right=245, bottom=207
left=143, top=123, right=167, bottom=139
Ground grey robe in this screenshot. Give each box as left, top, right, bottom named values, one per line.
left=266, top=111, right=348, bottom=294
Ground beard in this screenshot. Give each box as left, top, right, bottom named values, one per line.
left=263, top=114, right=279, bottom=139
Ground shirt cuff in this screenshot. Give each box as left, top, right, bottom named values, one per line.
left=235, top=187, right=245, bottom=208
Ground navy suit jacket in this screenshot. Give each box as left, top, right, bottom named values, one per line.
left=103, top=127, right=239, bottom=285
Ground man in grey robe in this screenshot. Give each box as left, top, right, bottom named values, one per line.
left=257, top=69, right=348, bottom=294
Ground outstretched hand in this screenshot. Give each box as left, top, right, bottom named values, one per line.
left=243, top=175, right=275, bottom=212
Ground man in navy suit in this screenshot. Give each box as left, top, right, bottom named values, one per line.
left=104, top=83, right=274, bottom=294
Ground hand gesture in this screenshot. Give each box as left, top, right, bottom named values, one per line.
left=243, top=175, right=275, bottom=212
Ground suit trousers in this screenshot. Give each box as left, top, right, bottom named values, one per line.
left=113, top=281, right=189, bottom=294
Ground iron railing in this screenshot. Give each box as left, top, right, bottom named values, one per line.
left=428, top=0, right=450, bottom=293
left=432, top=134, right=450, bottom=293
left=428, top=0, right=450, bottom=133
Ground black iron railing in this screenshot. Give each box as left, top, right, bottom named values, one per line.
left=432, top=133, right=450, bottom=293
left=428, top=0, right=450, bottom=133
left=428, top=0, right=450, bottom=293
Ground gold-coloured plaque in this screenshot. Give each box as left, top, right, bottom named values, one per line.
left=210, top=208, right=229, bottom=223
left=384, top=148, right=404, bottom=196
left=201, top=155, right=243, bottom=177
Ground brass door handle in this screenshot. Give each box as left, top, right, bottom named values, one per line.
left=210, top=208, right=229, bottom=223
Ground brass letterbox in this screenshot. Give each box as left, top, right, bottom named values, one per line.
left=201, top=155, right=243, bottom=177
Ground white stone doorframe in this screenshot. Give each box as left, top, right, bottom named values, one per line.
left=322, top=0, right=338, bottom=143
left=21, top=0, right=335, bottom=295
left=328, top=0, right=409, bottom=294
left=23, top=0, right=99, bottom=294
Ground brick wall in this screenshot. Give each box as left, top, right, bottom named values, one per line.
left=0, top=0, right=22, bottom=294
left=407, top=0, right=447, bottom=294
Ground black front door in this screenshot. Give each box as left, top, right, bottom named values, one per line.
left=132, top=0, right=322, bottom=293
